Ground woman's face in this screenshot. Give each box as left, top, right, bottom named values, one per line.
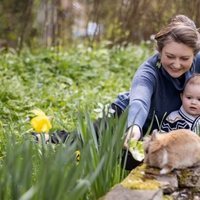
left=160, top=41, right=194, bottom=78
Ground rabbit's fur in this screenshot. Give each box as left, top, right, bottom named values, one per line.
left=143, top=129, right=200, bottom=174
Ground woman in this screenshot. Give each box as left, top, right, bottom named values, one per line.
left=112, top=15, right=200, bottom=148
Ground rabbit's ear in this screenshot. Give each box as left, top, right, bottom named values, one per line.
left=151, top=129, right=159, bottom=141
left=150, top=141, right=163, bottom=153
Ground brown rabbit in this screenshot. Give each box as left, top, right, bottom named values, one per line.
left=143, top=129, right=200, bottom=174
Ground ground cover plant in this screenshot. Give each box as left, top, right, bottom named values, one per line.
left=0, top=42, right=153, bottom=200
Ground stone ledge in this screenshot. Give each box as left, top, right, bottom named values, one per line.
left=101, top=185, right=162, bottom=200
left=101, top=164, right=163, bottom=200
left=101, top=164, right=200, bottom=200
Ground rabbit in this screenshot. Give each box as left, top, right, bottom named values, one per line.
left=143, top=129, right=200, bottom=174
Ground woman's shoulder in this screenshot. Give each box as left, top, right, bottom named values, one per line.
left=143, top=53, right=160, bottom=66
left=138, top=53, right=160, bottom=73
left=131, top=53, right=161, bottom=86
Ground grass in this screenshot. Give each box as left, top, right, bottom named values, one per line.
left=0, top=42, right=153, bottom=199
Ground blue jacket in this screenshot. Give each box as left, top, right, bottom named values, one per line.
left=114, top=52, right=200, bottom=135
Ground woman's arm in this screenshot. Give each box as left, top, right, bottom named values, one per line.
left=128, top=63, right=157, bottom=129
left=125, top=59, right=157, bottom=144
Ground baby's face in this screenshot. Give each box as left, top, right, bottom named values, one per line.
left=182, top=84, right=200, bottom=117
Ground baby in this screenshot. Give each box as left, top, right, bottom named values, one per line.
left=143, top=129, right=200, bottom=174
left=161, top=74, right=200, bottom=134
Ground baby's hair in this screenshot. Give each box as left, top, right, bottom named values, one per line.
left=184, top=73, right=200, bottom=89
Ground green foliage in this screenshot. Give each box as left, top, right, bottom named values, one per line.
left=0, top=112, right=128, bottom=200
left=0, top=43, right=153, bottom=199
left=0, top=43, right=152, bottom=131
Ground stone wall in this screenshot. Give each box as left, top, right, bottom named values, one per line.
left=101, top=164, right=200, bottom=200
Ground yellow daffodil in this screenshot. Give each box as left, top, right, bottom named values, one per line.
left=30, top=109, right=52, bottom=133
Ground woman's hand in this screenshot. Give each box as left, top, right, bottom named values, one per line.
left=124, top=125, right=141, bottom=148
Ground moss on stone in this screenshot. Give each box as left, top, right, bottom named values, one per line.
left=163, top=195, right=173, bottom=200
left=178, top=168, right=193, bottom=185
left=121, top=164, right=161, bottom=190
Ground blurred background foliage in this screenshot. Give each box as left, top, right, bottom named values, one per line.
left=0, top=0, right=200, bottom=51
